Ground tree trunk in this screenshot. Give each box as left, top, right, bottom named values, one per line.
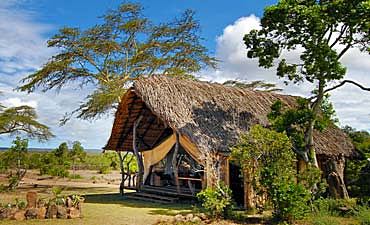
left=133, top=115, right=144, bottom=191
left=304, top=79, right=325, bottom=167
left=118, top=151, right=129, bottom=195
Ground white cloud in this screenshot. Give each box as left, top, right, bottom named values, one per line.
left=201, top=15, right=370, bottom=132
left=2, top=97, right=37, bottom=108
left=0, top=1, right=113, bottom=149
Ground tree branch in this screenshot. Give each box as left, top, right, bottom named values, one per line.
left=324, top=80, right=370, bottom=94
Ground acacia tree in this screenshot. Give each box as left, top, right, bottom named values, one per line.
left=18, top=2, right=216, bottom=121
left=244, top=0, right=370, bottom=166
left=0, top=103, right=53, bottom=141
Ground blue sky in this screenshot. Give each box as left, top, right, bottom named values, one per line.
left=1, top=0, right=369, bottom=149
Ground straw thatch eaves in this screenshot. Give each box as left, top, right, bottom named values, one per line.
left=104, top=76, right=355, bottom=158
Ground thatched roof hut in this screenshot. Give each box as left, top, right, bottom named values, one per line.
left=104, top=76, right=355, bottom=158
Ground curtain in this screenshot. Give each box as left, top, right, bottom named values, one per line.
left=142, top=134, right=176, bottom=181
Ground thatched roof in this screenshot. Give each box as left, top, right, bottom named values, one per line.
left=104, top=76, right=355, bottom=157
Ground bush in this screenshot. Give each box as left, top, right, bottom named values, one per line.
left=196, top=183, right=233, bottom=218
left=313, top=198, right=357, bottom=217
left=232, top=125, right=314, bottom=223
left=355, top=206, right=370, bottom=225
left=47, top=166, right=70, bottom=177
left=98, top=165, right=111, bottom=174
left=69, top=174, right=83, bottom=179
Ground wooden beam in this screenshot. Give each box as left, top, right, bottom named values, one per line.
left=117, top=104, right=145, bottom=149
left=133, top=115, right=144, bottom=191
left=172, top=132, right=180, bottom=194
left=118, top=151, right=129, bottom=195
left=116, top=96, right=138, bottom=149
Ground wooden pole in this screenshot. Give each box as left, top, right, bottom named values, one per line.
left=133, top=115, right=144, bottom=191
left=118, top=151, right=129, bottom=195
left=172, top=132, right=180, bottom=194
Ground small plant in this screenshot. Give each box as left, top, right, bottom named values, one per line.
left=197, top=183, right=233, bottom=218
left=355, top=206, right=370, bottom=225
left=15, top=198, right=26, bottom=209
left=49, top=187, right=66, bottom=206
left=70, top=194, right=85, bottom=207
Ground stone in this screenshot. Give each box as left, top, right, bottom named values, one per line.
left=26, top=191, right=38, bottom=208
left=198, top=213, right=208, bottom=220
left=191, top=216, right=201, bottom=223
left=47, top=204, right=57, bottom=219
left=0, top=208, right=17, bottom=219
left=12, top=210, right=25, bottom=221
left=174, top=214, right=185, bottom=222
left=185, top=213, right=194, bottom=221
left=37, top=207, right=47, bottom=219
left=25, top=208, right=38, bottom=219
left=57, top=206, right=67, bottom=219
left=67, top=207, right=80, bottom=219
left=77, top=202, right=83, bottom=214
left=66, top=197, right=73, bottom=208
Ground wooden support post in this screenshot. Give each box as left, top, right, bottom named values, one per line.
left=133, top=115, right=144, bottom=191
left=118, top=151, right=129, bottom=195
left=172, top=132, right=180, bottom=194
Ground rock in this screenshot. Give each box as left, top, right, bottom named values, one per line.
left=47, top=204, right=57, bottom=219
left=66, top=197, right=73, bottom=208
left=25, top=208, right=38, bottom=219
left=12, top=210, right=25, bottom=221
left=77, top=202, right=83, bottom=214
left=185, top=213, right=194, bottom=221
left=191, top=216, right=201, bottom=223
left=0, top=208, right=17, bottom=219
left=37, top=199, right=46, bottom=208
left=57, top=206, right=67, bottom=219
left=198, top=213, right=208, bottom=220
left=174, top=214, right=185, bottom=222
left=37, top=207, right=47, bottom=219
left=26, top=191, right=38, bottom=208
left=67, top=207, right=80, bottom=219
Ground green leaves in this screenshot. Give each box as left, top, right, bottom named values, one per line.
left=244, top=0, right=369, bottom=86
left=18, top=2, right=216, bottom=121
left=0, top=105, right=54, bottom=141
left=231, top=125, right=312, bottom=222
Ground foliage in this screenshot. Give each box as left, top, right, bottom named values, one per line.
left=244, top=0, right=370, bottom=165
left=232, top=125, right=313, bottom=222
left=313, top=198, right=357, bottom=217
left=18, top=2, right=216, bottom=121
left=196, top=183, right=233, bottom=218
left=355, top=206, right=370, bottom=225
left=268, top=96, right=337, bottom=162
left=342, top=126, right=370, bottom=198
left=98, top=165, right=111, bottom=174
left=69, top=141, right=87, bottom=175
left=3, top=137, right=29, bottom=190
left=0, top=105, right=53, bottom=141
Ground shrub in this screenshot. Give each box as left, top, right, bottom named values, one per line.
left=313, top=198, right=357, bottom=217
left=355, top=206, right=370, bottom=225
left=197, top=183, right=233, bottom=218
left=232, top=125, right=314, bottom=223
left=69, top=174, right=83, bottom=179
left=98, top=165, right=111, bottom=174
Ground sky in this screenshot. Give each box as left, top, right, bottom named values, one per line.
left=0, top=0, right=369, bottom=149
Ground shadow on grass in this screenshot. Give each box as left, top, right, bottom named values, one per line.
left=84, top=193, right=195, bottom=216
